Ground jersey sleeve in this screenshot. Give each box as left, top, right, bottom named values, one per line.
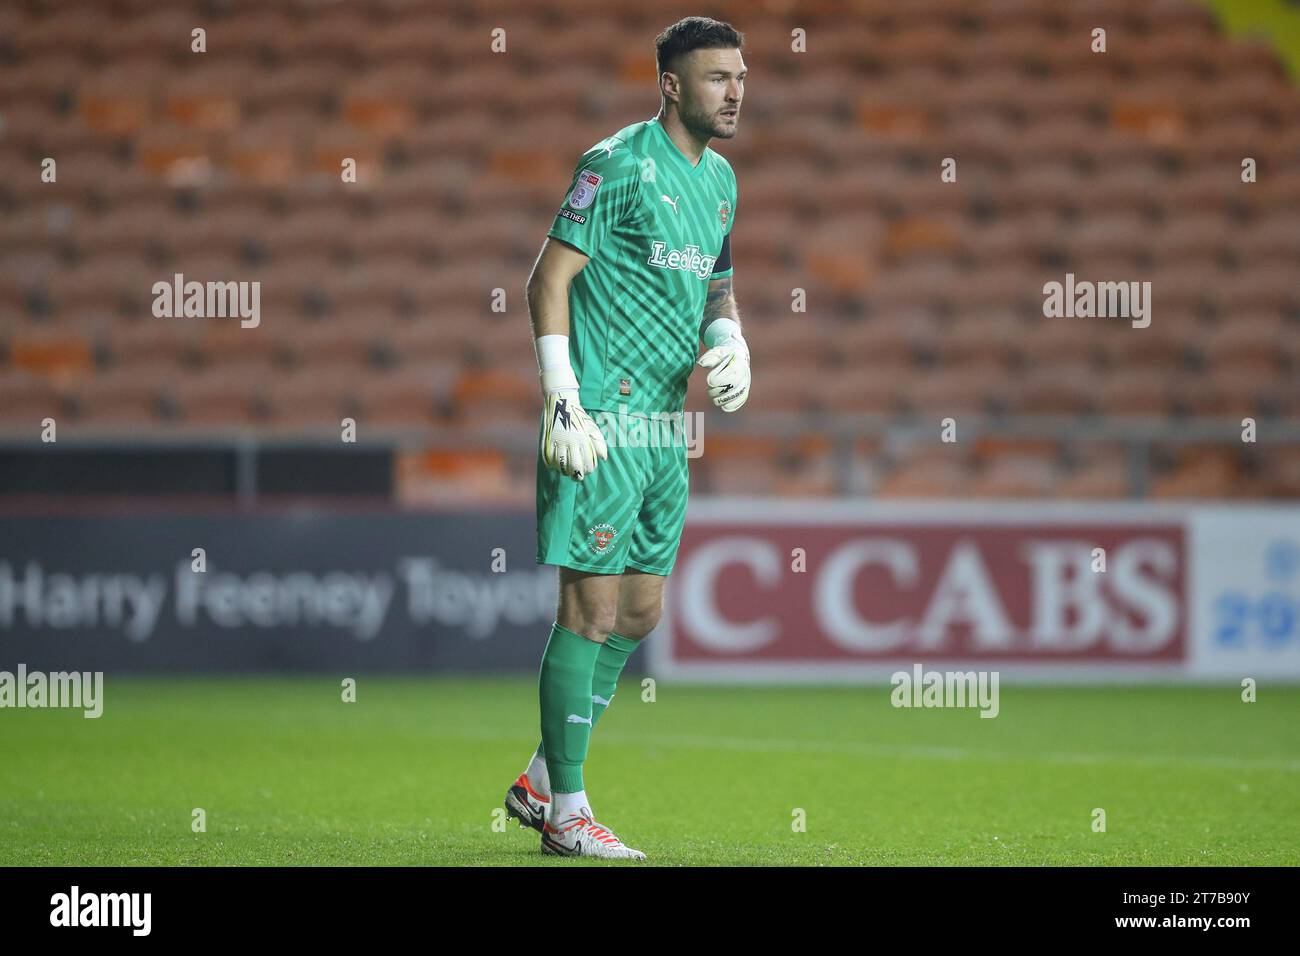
left=546, top=144, right=640, bottom=260
left=708, top=172, right=737, bottom=280
left=709, top=234, right=733, bottom=280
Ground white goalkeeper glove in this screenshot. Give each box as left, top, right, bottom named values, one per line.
left=536, top=334, right=608, bottom=481
left=698, top=318, right=751, bottom=413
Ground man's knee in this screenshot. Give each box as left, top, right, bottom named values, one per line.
left=614, top=595, right=662, bottom=641
left=556, top=598, right=618, bottom=643
left=555, top=568, right=625, bottom=642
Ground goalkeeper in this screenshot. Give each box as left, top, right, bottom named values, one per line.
left=504, top=16, right=750, bottom=860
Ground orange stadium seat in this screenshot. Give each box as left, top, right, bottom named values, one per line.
left=1199, top=314, right=1285, bottom=368
left=341, top=66, right=430, bottom=139
left=877, top=451, right=970, bottom=498
left=745, top=314, right=832, bottom=367
left=1255, top=449, right=1300, bottom=498
left=1058, top=451, right=1132, bottom=499
left=274, top=320, right=375, bottom=370
left=67, top=368, right=164, bottom=425
left=841, top=313, right=926, bottom=366
left=105, top=319, right=196, bottom=368
left=260, top=371, right=354, bottom=430
left=932, top=313, right=1018, bottom=368
left=1175, top=365, right=1237, bottom=419
left=96, top=10, right=197, bottom=59
left=8, top=329, right=95, bottom=380
left=371, top=318, right=477, bottom=368
left=1237, top=212, right=1300, bottom=264
left=809, top=366, right=909, bottom=416
left=4, top=51, right=86, bottom=103
left=164, top=64, right=248, bottom=134
left=396, top=446, right=516, bottom=504
left=704, top=456, right=781, bottom=497
left=165, top=366, right=264, bottom=426
left=282, top=6, right=375, bottom=60
left=774, top=454, right=839, bottom=497
left=1095, top=367, right=1171, bottom=418
left=1151, top=446, right=1242, bottom=498
left=907, top=366, right=1008, bottom=417
left=0, top=368, right=63, bottom=424
left=76, top=64, right=160, bottom=137
left=352, top=363, right=453, bottom=427
left=244, top=61, right=338, bottom=112
left=734, top=365, right=814, bottom=415
left=969, top=454, right=1060, bottom=498
left=360, top=15, right=454, bottom=63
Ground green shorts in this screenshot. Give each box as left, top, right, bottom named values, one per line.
left=536, top=408, right=690, bottom=577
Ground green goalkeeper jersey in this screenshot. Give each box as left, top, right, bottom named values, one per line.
left=546, top=115, right=737, bottom=415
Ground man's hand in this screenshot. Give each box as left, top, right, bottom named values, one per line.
left=699, top=281, right=750, bottom=413
left=532, top=331, right=608, bottom=482
left=698, top=336, right=750, bottom=413
left=541, top=390, right=608, bottom=481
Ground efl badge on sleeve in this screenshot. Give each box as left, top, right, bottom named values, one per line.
left=567, top=169, right=603, bottom=210
left=717, top=199, right=730, bottom=227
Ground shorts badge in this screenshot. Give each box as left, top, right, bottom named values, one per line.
left=588, top=523, right=618, bottom=555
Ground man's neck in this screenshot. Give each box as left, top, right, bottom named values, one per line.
left=656, top=109, right=707, bottom=168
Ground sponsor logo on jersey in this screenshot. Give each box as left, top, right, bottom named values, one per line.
left=567, top=169, right=603, bottom=210
left=718, top=199, right=730, bottom=227
left=647, top=241, right=718, bottom=279
left=588, top=523, right=618, bottom=555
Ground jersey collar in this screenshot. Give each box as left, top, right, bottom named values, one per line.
left=650, top=116, right=708, bottom=178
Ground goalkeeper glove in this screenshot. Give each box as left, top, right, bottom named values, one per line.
left=536, top=334, right=608, bottom=481
left=698, top=318, right=751, bottom=413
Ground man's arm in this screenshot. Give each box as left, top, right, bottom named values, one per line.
left=527, top=237, right=590, bottom=340
left=701, top=274, right=740, bottom=340
left=526, top=236, right=607, bottom=481
left=698, top=273, right=751, bottom=413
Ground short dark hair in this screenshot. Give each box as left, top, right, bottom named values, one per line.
left=654, top=17, right=744, bottom=78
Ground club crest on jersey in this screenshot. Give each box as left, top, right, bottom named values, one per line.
left=647, top=241, right=717, bottom=279
left=588, top=523, right=618, bottom=555
left=718, top=199, right=730, bottom=227
left=567, top=169, right=603, bottom=210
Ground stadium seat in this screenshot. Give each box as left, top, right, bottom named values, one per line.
left=968, top=454, right=1060, bottom=498
left=876, top=452, right=970, bottom=498
left=1150, top=446, right=1241, bottom=498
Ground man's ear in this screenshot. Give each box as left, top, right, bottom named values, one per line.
left=661, top=71, right=679, bottom=105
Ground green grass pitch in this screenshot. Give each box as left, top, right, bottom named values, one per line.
left=2, top=678, right=1297, bottom=866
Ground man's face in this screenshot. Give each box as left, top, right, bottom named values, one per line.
left=670, top=47, right=746, bottom=139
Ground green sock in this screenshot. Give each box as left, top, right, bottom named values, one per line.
left=535, top=631, right=640, bottom=764
left=537, top=622, right=603, bottom=793
left=590, top=631, right=639, bottom=724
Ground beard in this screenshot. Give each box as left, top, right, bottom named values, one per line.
left=684, top=100, right=738, bottom=140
